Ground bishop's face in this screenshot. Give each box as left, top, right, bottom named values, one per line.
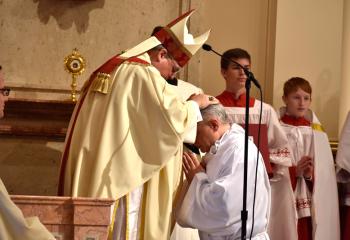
left=160, top=58, right=180, bottom=80
left=151, top=49, right=180, bottom=80
left=283, top=88, right=311, bottom=118
left=221, top=58, right=250, bottom=93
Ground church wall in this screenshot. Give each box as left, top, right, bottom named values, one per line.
left=197, top=0, right=276, bottom=103
left=0, top=137, right=63, bottom=195
left=0, top=0, right=183, bottom=100
left=272, top=0, right=343, bottom=140
left=198, top=0, right=344, bottom=140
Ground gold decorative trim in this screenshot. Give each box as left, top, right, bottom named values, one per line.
left=311, top=123, right=325, bottom=132
left=107, top=199, right=120, bottom=240
left=91, top=72, right=111, bottom=94
left=330, top=140, right=339, bottom=156
left=139, top=183, right=148, bottom=240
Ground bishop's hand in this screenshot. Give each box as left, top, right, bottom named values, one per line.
left=188, top=93, right=219, bottom=109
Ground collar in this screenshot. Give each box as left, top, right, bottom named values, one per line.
left=216, top=90, right=255, bottom=107
left=209, top=128, right=231, bottom=154
left=166, top=78, right=178, bottom=86
left=280, top=114, right=311, bottom=126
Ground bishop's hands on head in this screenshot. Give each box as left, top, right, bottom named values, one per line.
left=188, top=93, right=219, bottom=109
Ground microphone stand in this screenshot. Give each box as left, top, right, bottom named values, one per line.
left=232, top=67, right=258, bottom=240
left=241, top=69, right=254, bottom=240
left=201, top=44, right=260, bottom=240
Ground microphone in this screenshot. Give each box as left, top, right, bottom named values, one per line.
left=202, top=43, right=212, bottom=52
left=202, top=44, right=261, bottom=89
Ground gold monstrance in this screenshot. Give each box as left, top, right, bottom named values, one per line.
left=64, top=48, right=86, bottom=102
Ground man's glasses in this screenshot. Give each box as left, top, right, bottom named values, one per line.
left=0, top=88, right=10, bottom=96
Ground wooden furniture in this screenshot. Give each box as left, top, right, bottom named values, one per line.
left=0, top=98, right=75, bottom=139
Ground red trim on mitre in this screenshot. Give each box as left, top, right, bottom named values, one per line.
left=154, top=10, right=195, bottom=67
left=166, top=9, right=195, bottom=27
left=154, top=27, right=191, bottom=67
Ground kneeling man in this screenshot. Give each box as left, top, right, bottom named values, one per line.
left=177, top=104, right=271, bottom=240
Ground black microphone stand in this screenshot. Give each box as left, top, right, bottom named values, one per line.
left=201, top=44, right=260, bottom=240
left=241, top=69, right=254, bottom=240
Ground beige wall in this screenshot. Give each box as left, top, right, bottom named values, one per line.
left=273, top=0, right=343, bottom=140
left=196, top=0, right=276, bottom=103
left=0, top=0, right=184, bottom=100
left=0, top=138, right=62, bottom=195
left=339, top=0, right=350, bottom=134
left=0, top=0, right=276, bottom=101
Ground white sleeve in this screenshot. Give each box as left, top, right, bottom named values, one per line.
left=267, top=106, right=292, bottom=167
left=176, top=172, right=233, bottom=232
left=182, top=100, right=202, bottom=144
left=176, top=159, right=241, bottom=234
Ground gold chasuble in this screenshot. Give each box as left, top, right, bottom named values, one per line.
left=58, top=51, right=198, bottom=239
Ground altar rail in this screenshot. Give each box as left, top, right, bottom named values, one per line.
left=11, top=195, right=114, bottom=240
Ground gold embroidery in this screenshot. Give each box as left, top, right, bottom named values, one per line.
left=107, top=199, right=120, bottom=240
left=139, top=183, right=148, bottom=240
left=91, top=72, right=111, bottom=94
left=312, top=123, right=325, bottom=132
